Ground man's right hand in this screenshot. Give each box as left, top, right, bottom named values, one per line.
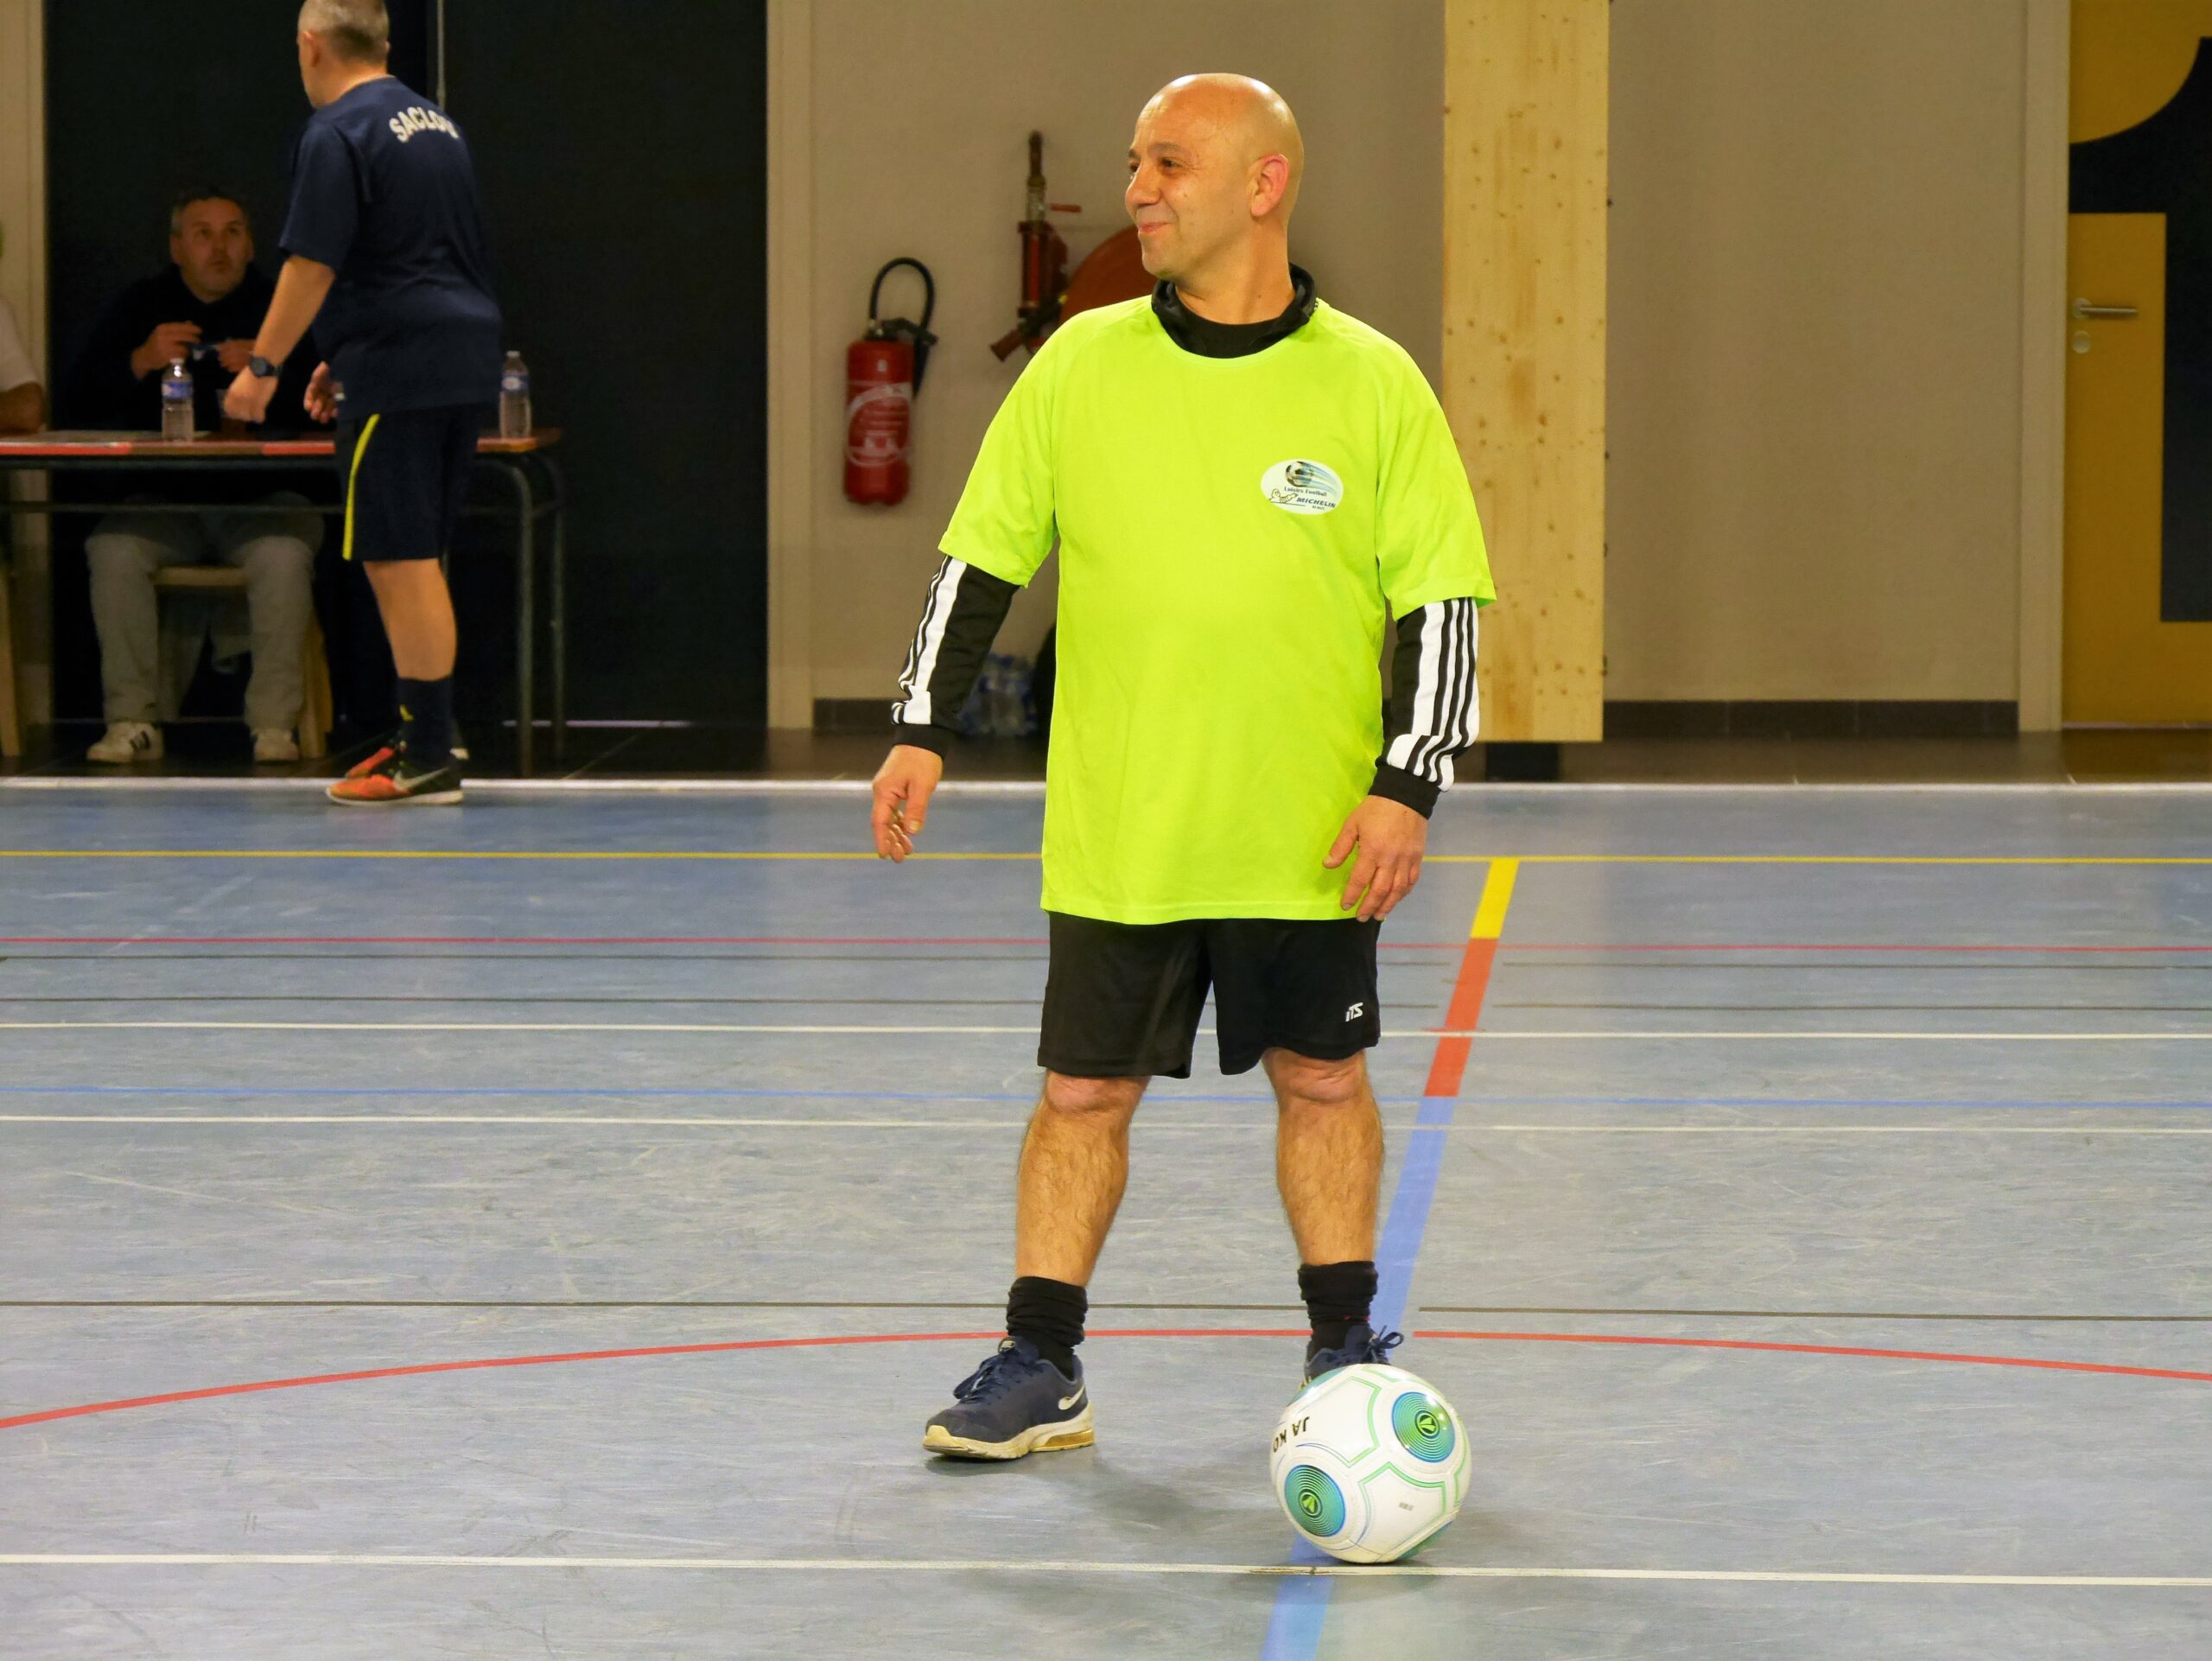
left=871, top=743, right=944, bottom=862
left=303, top=362, right=339, bottom=424
left=130, top=323, right=202, bottom=379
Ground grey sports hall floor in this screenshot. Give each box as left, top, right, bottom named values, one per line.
left=2, top=781, right=2208, bottom=1659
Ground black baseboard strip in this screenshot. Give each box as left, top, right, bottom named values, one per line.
left=813, top=698, right=894, bottom=735
left=1604, top=700, right=2018, bottom=739
left=821, top=697, right=2020, bottom=743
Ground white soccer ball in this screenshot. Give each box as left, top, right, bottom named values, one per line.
left=1268, top=1362, right=1469, bottom=1563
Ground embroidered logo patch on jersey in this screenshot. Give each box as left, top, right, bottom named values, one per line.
left=1261, top=458, right=1344, bottom=515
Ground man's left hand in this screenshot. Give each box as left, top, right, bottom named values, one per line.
left=223, top=368, right=276, bottom=425
left=1323, top=794, right=1428, bottom=922
left=216, top=340, right=257, bottom=374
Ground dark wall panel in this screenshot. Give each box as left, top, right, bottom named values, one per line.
left=46, top=0, right=432, bottom=398
left=45, top=0, right=766, bottom=727
left=444, top=1, right=768, bottom=722
left=43, top=0, right=432, bottom=725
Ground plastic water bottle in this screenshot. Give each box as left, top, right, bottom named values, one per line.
left=161, top=355, right=194, bottom=441
left=1006, top=658, right=1037, bottom=737
left=961, top=657, right=996, bottom=738
left=989, top=654, right=1016, bottom=737
left=499, top=351, right=531, bottom=439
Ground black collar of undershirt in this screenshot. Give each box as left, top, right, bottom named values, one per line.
left=1151, top=264, right=1318, bottom=358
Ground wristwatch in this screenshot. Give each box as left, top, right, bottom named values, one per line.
left=248, top=355, right=280, bottom=379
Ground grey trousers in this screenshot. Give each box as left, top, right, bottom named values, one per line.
left=86, top=495, right=324, bottom=729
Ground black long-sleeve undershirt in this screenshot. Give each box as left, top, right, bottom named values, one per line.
left=889, top=556, right=1020, bottom=755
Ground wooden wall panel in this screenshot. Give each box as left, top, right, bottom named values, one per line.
left=0, top=0, right=48, bottom=730
left=1445, top=0, right=1606, bottom=741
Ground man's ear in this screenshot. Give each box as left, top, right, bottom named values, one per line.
left=1250, top=154, right=1291, bottom=219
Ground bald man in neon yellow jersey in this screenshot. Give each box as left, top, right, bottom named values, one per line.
left=872, top=74, right=1494, bottom=1461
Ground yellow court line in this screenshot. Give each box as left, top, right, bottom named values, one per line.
left=1496, top=855, right=2212, bottom=867
left=0, top=850, right=1031, bottom=861
left=0, top=850, right=2206, bottom=866
left=1469, top=857, right=1518, bottom=939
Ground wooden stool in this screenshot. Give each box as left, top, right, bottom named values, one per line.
left=149, top=565, right=332, bottom=760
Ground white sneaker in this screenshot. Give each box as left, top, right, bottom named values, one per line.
left=252, top=728, right=302, bottom=764
left=86, top=722, right=162, bottom=764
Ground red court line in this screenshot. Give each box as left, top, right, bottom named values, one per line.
left=8, top=1327, right=2204, bottom=1435
left=8, top=937, right=2202, bottom=953
left=0, top=935, right=1055, bottom=948
left=0, top=935, right=1459, bottom=950
left=0, top=1332, right=1005, bottom=1430
left=1502, top=943, right=2212, bottom=954
left=1423, top=939, right=1497, bottom=1098
left=1416, top=1332, right=2212, bottom=1384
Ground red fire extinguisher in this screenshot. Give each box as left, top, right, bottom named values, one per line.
left=845, top=258, right=938, bottom=506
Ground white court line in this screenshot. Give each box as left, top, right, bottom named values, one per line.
left=1471, top=1123, right=2212, bottom=1136
left=3, top=1114, right=2209, bottom=1136
left=3, top=1020, right=2209, bottom=1041
left=0, top=777, right=1043, bottom=797
left=7, top=775, right=2212, bottom=795
left=0, top=1552, right=2205, bottom=1586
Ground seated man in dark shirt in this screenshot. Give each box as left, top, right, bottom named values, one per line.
left=63, top=188, right=324, bottom=763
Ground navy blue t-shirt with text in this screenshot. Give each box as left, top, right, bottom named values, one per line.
left=280, top=77, right=502, bottom=414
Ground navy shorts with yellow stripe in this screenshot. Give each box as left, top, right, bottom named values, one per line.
left=335, top=404, right=485, bottom=563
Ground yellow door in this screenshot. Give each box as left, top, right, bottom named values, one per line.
left=2066, top=2, right=2212, bottom=722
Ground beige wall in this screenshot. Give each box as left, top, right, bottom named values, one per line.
left=784, top=0, right=1446, bottom=711
left=785, top=0, right=2048, bottom=720
left=1607, top=0, right=2032, bottom=701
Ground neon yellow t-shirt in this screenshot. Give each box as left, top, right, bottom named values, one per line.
left=940, top=296, right=1495, bottom=924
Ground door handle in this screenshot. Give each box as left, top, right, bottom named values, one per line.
left=2073, top=299, right=2139, bottom=319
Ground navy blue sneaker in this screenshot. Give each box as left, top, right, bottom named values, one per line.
left=1303, top=1322, right=1404, bottom=1384
left=923, top=1337, right=1094, bottom=1460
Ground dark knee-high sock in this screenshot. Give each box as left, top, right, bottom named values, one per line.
left=397, top=676, right=454, bottom=766
left=1006, top=1276, right=1087, bottom=1378
left=1299, top=1260, right=1378, bottom=1352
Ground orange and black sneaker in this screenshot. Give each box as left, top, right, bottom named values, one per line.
left=342, top=722, right=468, bottom=781
left=327, top=748, right=464, bottom=806
left=342, top=741, right=401, bottom=782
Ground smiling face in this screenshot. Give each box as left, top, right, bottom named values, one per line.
left=170, top=198, right=253, bottom=303
left=1124, top=74, right=1302, bottom=288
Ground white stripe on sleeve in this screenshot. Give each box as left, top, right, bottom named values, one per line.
left=1384, top=602, right=1447, bottom=773
left=1386, top=599, right=1480, bottom=785
left=893, top=558, right=969, bottom=727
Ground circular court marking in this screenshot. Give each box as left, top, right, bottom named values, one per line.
left=4, top=1327, right=2208, bottom=1435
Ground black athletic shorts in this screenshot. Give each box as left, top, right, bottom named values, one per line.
left=1038, top=913, right=1382, bottom=1079
left=336, top=404, right=485, bottom=563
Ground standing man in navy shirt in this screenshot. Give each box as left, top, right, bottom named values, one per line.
left=225, top=0, right=501, bottom=805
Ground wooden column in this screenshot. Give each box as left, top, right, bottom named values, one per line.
left=1444, top=0, right=1607, bottom=741
left=0, top=0, right=49, bottom=735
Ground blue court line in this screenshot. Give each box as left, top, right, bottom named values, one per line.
left=1260, top=1092, right=1460, bottom=1657
left=1, top=1085, right=2206, bottom=1111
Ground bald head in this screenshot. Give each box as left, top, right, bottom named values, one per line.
left=1126, top=74, right=1304, bottom=300
left=1141, top=74, right=1304, bottom=217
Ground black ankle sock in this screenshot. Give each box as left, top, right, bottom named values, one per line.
left=397, top=676, right=454, bottom=766
left=1299, top=1260, right=1377, bottom=1352
left=1006, top=1276, right=1087, bottom=1378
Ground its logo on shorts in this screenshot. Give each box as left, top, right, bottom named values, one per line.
left=1262, top=458, right=1344, bottom=514
left=1344, top=1002, right=1365, bottom=1021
